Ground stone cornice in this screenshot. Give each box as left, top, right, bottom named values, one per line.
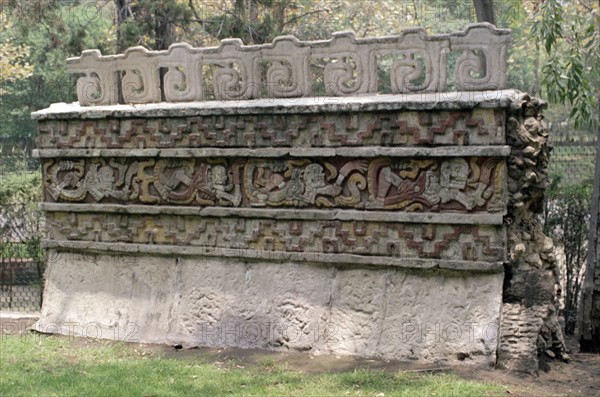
left=32, top=90, right=518, bottom=120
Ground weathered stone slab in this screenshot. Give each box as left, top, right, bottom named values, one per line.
left=35, top=251, right=504, bottom=365
left=32, top=90, right=517, bottom=120
left=35, top=252, right=177, bottom=342
left=40, top=203, right=506, bottom=225
left=32, top=26, right=567, bottom=372
left=33, top=90, right=513, bottom=364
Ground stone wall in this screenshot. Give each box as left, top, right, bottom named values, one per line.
left=497, top=94, right=568, bottom=372
left=32, top=24, right=565, bottom=370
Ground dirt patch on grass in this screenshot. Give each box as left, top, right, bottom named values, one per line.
left=452, top=351, right=600, bottom=397
left=0, top=312, right=39, bottom=335
left=6, top=319, right=599, bottom=397
left=150, top=337, right=600, bottom=396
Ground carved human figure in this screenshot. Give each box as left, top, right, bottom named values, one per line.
left=366, top=158, right=494, bottom=211
left=86, top=164, right=117, bottom=201
left=252, top=162, right=344, bottom=206
left=256, top=167, right=304, bottom=204
left=301, top=163, right=342, bottom=203
left=46, top=160, right=138, bottom=202
left=423, top=171, right=441, bottom=205
left=154, top=161, right=193, bottom=199
left=436, top=158, right=487, bottom=210
left=209, top=164, right=241, bottom=206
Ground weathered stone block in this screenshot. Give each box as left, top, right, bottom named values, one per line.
left=31, top=27, right=565, bottom=370
left=36, top=251, right=503, bottom=365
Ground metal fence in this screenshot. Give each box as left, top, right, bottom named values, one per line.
left=0, top=256, right=44, bottom=311
left=544, top=135, right=598, bottom=334
left=0, top=150, right=45, bottom=313
left=548, top=138, right=597, bottom=184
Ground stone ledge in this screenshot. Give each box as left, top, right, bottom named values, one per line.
left=42, top=240, right=504, bottom=273
left=0, top=311, right=40, bottom=320
left=40, top=203, right=506, bottom=225
left=33, top=145, right=512, bottom=159
left=31, top=90, right=518, bottom=120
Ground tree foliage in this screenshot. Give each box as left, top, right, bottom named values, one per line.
left=532, top=0, right=599, bottom=130
left=115, top=0, right=192, bottom=51
left=0, top=1, right=113, bottom=150
left=0, top=15, right=34, bottom=85
left=544, top=175, right=593, bottom=335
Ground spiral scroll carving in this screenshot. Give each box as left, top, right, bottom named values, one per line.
left=390, top=57, right=427, bottom=93
left=324, top=58, right=362, bottom=95
left=455, top=50, right=487, bottom=90
left=213, top=64, right=249, bottom=100
left=121, top=70, right=145, bottom=103
left=66, top=23, right=511, bottom=105
left=76, top=73, right=103, bottom=106
left=164, top=67, right=192, bottom=102
left=267, top=61, right=302, bottom=98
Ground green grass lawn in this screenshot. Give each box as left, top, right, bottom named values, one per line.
left=0, top=334, right=506, bottom=397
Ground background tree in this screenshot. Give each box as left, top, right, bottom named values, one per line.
left=0, top=0, right=113, bottom=150
left=115, top=0, right=192, bottom=51
left=532, top=0, right=599, bottom=352
left=473, top=0, right=495, bottom=24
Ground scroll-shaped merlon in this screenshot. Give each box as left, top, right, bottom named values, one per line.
left=67, top=23, right=510, bottom=106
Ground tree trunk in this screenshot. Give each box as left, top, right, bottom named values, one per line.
left=532, top=44, right=540, bottom=95
left=154, top=8, right=175, bottom=50
left=115, top=0, right=131, bottom=52
left=578, top=96, right=600, bottom=352
left=473, top=0, right=496, bottom=25
left=249, top=0, right=259, bottom=26
left=275, top=0, right=287, bottom=34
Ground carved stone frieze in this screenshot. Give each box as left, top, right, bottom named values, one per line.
left=32, top=18, right=565, bottom=370
left=35, top=109, right=505, bottom=149
left=67, top=24, right=510, bottom=105
left=42, top=156, right=507, bottom=213
left=33, top=90, right=565, bottom=371
left=45, top=211, right=505, bottom=263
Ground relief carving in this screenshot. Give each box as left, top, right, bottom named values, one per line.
left=244, top=159, right=367, bottom=207
left=66, top=23, right=510, bottom=105
left=36, top=109, right=505, bottom=149
left=365, top=157, right=505, bottom=211
left=43, top=157, right=506, bottom=213
left=44, top=159, right=135, bottom=202
left=45, top=211, right=505, bottom=262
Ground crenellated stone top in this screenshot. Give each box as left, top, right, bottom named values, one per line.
left=67, top=23, right=511, bottom=106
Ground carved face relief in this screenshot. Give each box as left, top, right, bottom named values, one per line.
left=441, top=158, right=469, bottom=190
left=86, top=163, right=116, bottom=201
left=97, top=165, right=115, bottom=189
left=423, top=171, right=441, bottom=205
left=209, top=165, right=228, bottom=187
left=303, top=163, right=326, bottom=189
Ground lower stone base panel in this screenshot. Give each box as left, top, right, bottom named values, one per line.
left=35, top=249, right=503, bottom=365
